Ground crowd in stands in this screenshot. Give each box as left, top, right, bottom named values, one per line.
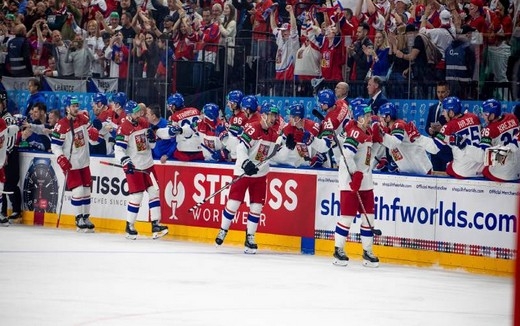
left=0, top=0, right=519, bottom=99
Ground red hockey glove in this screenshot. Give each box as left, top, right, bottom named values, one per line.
left=57, top=155, right=72, bottom=174
left=349, top=171, right=363, bottom=192
left=405, top=122, right=421, bottom=143
left=374, top=156, right=388, bottom=172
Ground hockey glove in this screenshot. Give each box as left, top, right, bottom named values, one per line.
left=374, top=156, right=388, bottom=172
left=241, top=159, right=259, bottom=176
left=371, top=124, right=384, bottom=143
left=147, top=128, right=156, bottom=144
left=285, top=133, right=297, bottom=150
left=448, top=134, right=467, bottom=150
left=405, top=122, right=421, bottom=143
left=57, top=155, right=72, bottom=174
left=310, top=152, right=326, bottom=168
left=388, top=161, right=399, bottom=173
left=121, top=156, right=134, bottom=174
left=302, top=131, right=314, bottom=146
left=168, top=125, right=183, bottom=137
left=349, top=171, right=363, bottom=192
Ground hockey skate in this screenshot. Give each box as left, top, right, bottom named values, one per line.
left=0, top=215, right=9, bottom=227
left=244, top=233, right=258, bottom=254
left=362, top=250, right=380, bottom=268
left=82, top=215, right=95, bottom=233
left=125, top=221, right=138, bottom=240
left=215, top=228, right=228, bottom=246
left=151, top=220, right=168, bottom=239
left=75, top=216, right=91, bottom=233
left=8, top=212, right=21, bottom=223
left=333, top=247, right=349, bottom=266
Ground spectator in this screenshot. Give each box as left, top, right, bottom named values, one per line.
left=27, top=19, right=52, bottom=73
left=294, top=9, right=322, bottom=86
left=347, top=22, right=373, bottom=95
left=171, top=13, right=195, bottom=61
left=99, top=11, right=122, bottom=34
left=269, top=5, right=299, bottom=83
left=25, top=77, right=45, bottom=117
left=119, top=11, right=137, bottom=46
left=105, top=31, right=129, bottom=81
left=36, top=55, right=59, bottom=77
left=66, top=34, right=95, bottom=77
left=370, top=30, right=391, bottom=81
left=319, top=21, right=344, bottom=83
left=445, top=25, right=476, bottom=99
left=218, top=2, right=237, bottom=81
left=5, top=24, right=33, bottom=76
left=84, top=19, right=105, bottom=78
left=47, top=30, right=74, bottom=77
left=135, top=31, right=159, bottom=78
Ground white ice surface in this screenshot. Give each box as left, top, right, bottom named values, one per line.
left=0, top=225, right=513, bottom=326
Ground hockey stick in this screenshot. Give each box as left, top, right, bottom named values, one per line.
left=187, top=144, right=282, bottom=213
left=57, top=118, right=75, bottom=228
left=312, top=109, right=383, bottom=236
left=99, top=161, right=159, bottom=191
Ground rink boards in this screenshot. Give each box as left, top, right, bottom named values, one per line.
left=19, top=153, right=518, bottom=276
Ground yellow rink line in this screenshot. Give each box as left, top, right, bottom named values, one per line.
left=21, top=212, right=514, bottom=277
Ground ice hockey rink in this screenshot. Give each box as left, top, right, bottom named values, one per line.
left=0, top=225, right=513, bottom=326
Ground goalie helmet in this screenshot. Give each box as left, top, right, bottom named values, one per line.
left=379, top=103, right=397, bottom=119
left=442, top=96, right=462, bottom=115
left=482, top=99, right=501, bottom=117
left=317, top=89, right=335, bottom=108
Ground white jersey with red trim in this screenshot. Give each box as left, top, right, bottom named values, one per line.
left=170, top=107, right=202, bottom=152
left=235, top=121, right=279, bottom=177
left=480, top=113, right=520, bottom=181
left=115, top=117, right=154, bottom=170
left=222, top=110, right=250, bottom=160
left=381, top=119, right=433, bottom=174
left=340, top=120, right=374, bottom=191
left=198, top=118, right=226, bottom=161
left=51, top=113, right=91, bottom=170
left=273, top=119, right=321, bottom=167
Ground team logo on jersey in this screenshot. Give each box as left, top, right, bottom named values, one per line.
left=135, top=133, right=147, bottom=151
left=164, top=171, right=184, bottom=220
left=73, top=130, right=86, bottom=148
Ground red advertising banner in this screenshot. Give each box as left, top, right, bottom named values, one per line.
left=155, top=164, right=316, bottom=238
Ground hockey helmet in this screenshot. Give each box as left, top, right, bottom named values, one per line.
left=167, top=93, right=184, bottom=108
left=227, top=90, right=244, bottom=105
left=349, top=97, right=366, bottom=108
left=93, top=92, right=108, bottom=106
left=260, top=102, right=279, bottom=115
left=203, top=103, right=220, bottom=121
left=64, top=95, right=79, bottom=107
left=124, top=100, right=140, bottom=115
left=482, top=99, right=501, bottom=117
left=288, top=103, right=305, bottom=118
left=111, top=92, right=127, bottom=107
left=241, top=95, right=258, bottom=112
left=353, top=104, right=372, bottom=120
left=442, top=96, right=462, bottom=115
left=379, top=102, right=397, bottom=119
left=317, top=89, right=336, bottom=108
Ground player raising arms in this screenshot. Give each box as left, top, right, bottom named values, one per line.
left=214, top=97, right=280, bottom=254
left=334, top=104, right=379, bottom=268
left=479, top=99, right=520, bottom=182
left=51, top=96, right=95, bottom=232
left=114, top=100, right=168, bottom=240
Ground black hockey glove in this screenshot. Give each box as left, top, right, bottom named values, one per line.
left=285, top=133, right=296, bottom=150
left=241, top=159, right=259, bottom=176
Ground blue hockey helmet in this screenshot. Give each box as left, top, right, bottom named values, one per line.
left=260, top=102, right=279, bottom=115
left=353, top=104, right=372, bottom=120
left=241, top=95, right=258, bottom=112
left=379, top=102, right=397, bottom=119
left=349, top=97, right=366, bottom=108
left=64, top=95, right=79, bottom=107
left=203, top=103, right=220, bottom=121
left=124, top=100, right=140, bottom=115
left=167, top=93, right=184, bottom=108
left=288, top=103, right=305, bottom=118
left=317, top=89, right=336, bottom=108
left=227, top=90, right=244, bottom=105
left=93, top=92, right=108, bottom=106
left=111, top=92, right=127, bottom=107
left=482, top=99, right=501, bottom=117
left=442, top=96, right=462, bottom=115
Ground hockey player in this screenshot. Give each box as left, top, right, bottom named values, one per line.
left=51, top=96, right=95, bottom=232
left=406, top=96, right=483, bottom=179
left=0, top=103, right=8, bottom=226
left=479, top=99, right=520, bottom=182
left=273, top=103, right=320, bottom=167
left=0, top=90, right=22, bottom=222
left=214, top=102, right=280, bottom=254
left=92, top=92, right=116, bottom=155
left=160, top=93, right=203, bottom=161
left=114, top=100, right=168, bottom=240
left=304, top=88, right=350, bottom=168
left=198, top=103, right=228, bottom=162
left=220, top=90, right=246, bottom=161
left=109, top=92, right=127, bottom=126
left=375, top=103, right=433, bottom=175
left=333, top=104, right=379, bottom=268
